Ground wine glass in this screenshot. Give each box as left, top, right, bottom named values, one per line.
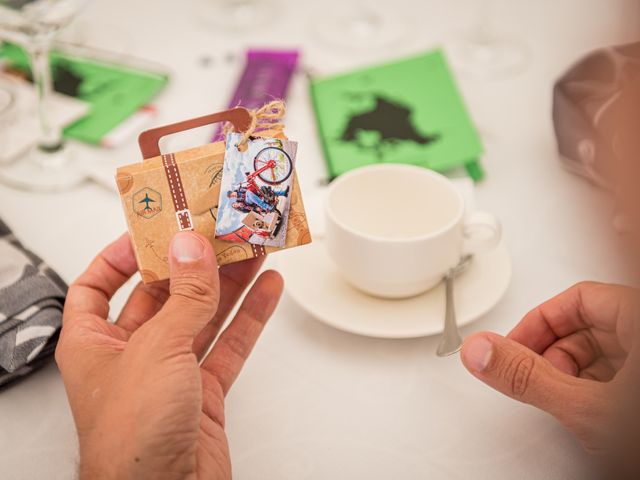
left=313, top=1, right=406, bottom=50
left=449, top=0, right=529, bottom=79
left=0, top=76, right=20, bottom=148
left=0, top=0, right=88, bottom=192
left=199, top=0, right=274, bottom=30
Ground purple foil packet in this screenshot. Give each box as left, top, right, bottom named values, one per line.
left=212, top=49, right=299, bottom=141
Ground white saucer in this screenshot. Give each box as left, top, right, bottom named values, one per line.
left=278, top=240, right=512, bottom=339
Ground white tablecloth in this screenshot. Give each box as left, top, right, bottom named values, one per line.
left=1, top=0, right=638, bottom=478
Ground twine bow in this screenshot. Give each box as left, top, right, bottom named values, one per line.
left=224, top=100, right=286, bottom=150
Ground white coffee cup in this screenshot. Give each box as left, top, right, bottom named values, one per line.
left=325, top=164, right=501, bottom=299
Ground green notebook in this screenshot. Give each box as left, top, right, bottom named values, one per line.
left=310, top=50, right=484, bottom=181
left=0, top=42, right=169, bottom=145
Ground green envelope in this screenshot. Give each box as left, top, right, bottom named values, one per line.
left=0, top=42, right=168, bottom=145
left=310, top=49, right=485, bottom=181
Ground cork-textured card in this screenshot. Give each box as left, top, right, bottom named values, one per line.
left=115, top=106, right=312, bottom=283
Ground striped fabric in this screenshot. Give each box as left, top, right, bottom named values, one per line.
left=0, top=220, right=66, bottom=390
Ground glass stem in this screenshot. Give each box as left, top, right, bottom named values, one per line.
left=472, top=0, right=495, bottom=44
left=27, top=38, right=64, bottom=155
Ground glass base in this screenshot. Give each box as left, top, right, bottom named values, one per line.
left=0, top=145, right=87, bottom=192
left=314, top=6, right=405, bottom=49
left=450, top=33, right=529, bottom=79
left=199, top=0, right=272, bottom=29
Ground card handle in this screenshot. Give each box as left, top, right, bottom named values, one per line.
left=138, top=107, right=253, bottom=159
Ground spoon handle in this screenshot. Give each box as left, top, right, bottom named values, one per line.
left=436, top=274, right=463, bottom=357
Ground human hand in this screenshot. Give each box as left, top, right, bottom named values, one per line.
left=55, top=232, right=283, bottom=480
left=461, top=282, right=639, bottom=454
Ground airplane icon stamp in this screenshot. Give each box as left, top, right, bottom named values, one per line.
left=133, top=187, right=162, bottom=219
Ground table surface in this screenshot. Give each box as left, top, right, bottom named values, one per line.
left=1, top=0, right=638, bottom=478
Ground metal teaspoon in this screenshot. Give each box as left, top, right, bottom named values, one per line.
left=436, top=255, right=473, bottom=357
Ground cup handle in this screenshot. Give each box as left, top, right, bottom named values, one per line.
left=462, top=211, right=502, bottom=255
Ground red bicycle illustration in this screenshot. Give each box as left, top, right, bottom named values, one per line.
left=253, top=147, right=293, bottom=185
left=223, top=146, right=293, bottom=241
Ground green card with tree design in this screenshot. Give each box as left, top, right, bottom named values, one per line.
left=310, top=49, right=484, bottom=181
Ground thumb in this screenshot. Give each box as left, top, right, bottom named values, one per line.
left=151, top=231, right=220, bottom=341
left=461, top=332, right=586, bottom=419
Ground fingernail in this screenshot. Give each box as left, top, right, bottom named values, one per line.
left=171, top=232, right=205, bottom=263
left=463, top=336, right=493, bottom=372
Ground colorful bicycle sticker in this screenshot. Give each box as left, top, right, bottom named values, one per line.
left=215, top=133, right=298, bottom=247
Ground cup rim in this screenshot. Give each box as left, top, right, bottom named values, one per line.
left=325, top=164, right=465, bottom=244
